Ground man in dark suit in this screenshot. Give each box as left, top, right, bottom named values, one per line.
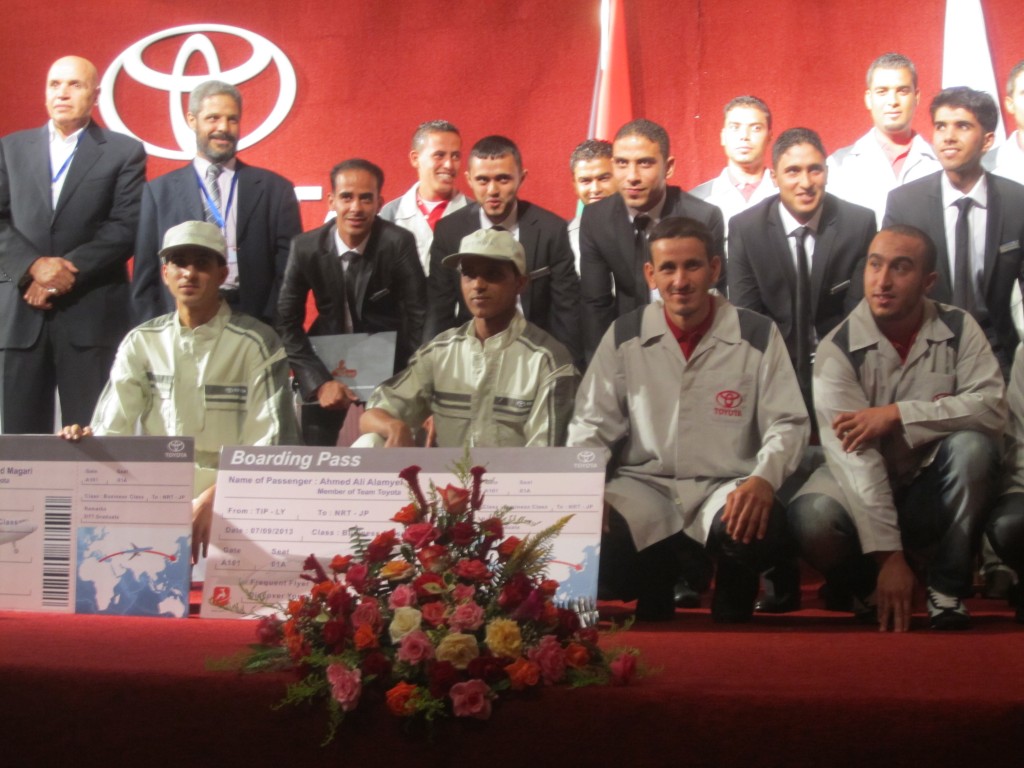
left=729, top=127, right=877, bottom=410
left=729, top=127, right=876, bottom=613
left=0, top=56, right=146, bottom=433
left=884, top=86, right=1024, bottom=376
left=425, top=135, right=581, bottom=362
left=132, top=80, right=301, bottom=326
left=580, top=118, right=725, bottom=360
left=277, top=159, right=426, bottom=446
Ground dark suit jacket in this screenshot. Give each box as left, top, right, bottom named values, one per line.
left=579, top=186, right=725, bottom=359
left=883, top=171, right=1024, bottom=373
left=277, top=219, right=426, bottom=399
left=728, top=193, right=876, bottom=368
left=131, top=160, right=302, bottom=325
left=0, top=121, right=145, bottom=350
left=425, top=200, right=581, bottom=362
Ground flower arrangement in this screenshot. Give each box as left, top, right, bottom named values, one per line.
left=239, top=457, right=639, bottom=742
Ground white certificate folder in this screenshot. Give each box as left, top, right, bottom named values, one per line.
left=0, top=435, right=195, bottom=617
left=308, top=332, right=398, bottom=400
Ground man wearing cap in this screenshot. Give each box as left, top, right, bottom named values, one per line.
left=62, top=221, right=299, bottom=563
left=359, top=228, right=578, bottom=448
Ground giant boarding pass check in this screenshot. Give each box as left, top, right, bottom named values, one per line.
left=201, top=447, right=605, bottom=618
left=0, top=436, right=195, bottom=617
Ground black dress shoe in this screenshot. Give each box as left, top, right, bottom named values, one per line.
left=818, top=581, right=854, bottom=612
left=711, top=557, right=758, bottom=624
left=754, top=591, right=801, bottom=613
left=636, top=581, right=676, bottom=621
left=673, top=578, right=701, bottom=608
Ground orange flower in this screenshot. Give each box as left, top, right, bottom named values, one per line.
left=564, top=642, right=591, bottom=669
left=392, top=503, right=420, bottom=525
left=353, top=623, right=379, bottom=651
left=329, top=554, right=352, bottom=573
left=505, top=657, right=541, bottom=690
left=496, top=536, right=521, bottom=560
left=287, top=598, right=306, bottom=617
left=311, top=580, right=335, bottom=601
left=379, top=559, right=414, bottom=582
left=385, top=681, right=420, bottom=716
left=437, top=484, right=470, bottom=516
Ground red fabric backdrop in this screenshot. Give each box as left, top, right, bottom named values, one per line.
left=2, top=0, right=1024, bottom=231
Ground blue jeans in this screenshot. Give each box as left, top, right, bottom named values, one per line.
left=789, top=431, right=999, bottom=598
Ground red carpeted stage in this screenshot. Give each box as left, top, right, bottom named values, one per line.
left=3, top=588, right=1022, bottom=768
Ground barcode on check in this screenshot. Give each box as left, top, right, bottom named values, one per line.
left=42, top=495, right=72, bottom=607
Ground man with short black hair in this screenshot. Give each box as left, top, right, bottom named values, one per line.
left=828, top=53, right=940, bottom=225
left=425, top=135, right=580, bottom=362
left=63, top=221, right=299, bottom=564
left=132, top=79, right=302, bottom=326
left=361, top=228, right=577, bottom=448
left=580, top=119, right=725, bottom=361
left=883, top=86, right=1024, bottom=376
left=691, top=96, right=776, bottom=237
left=380, top=120, right=467, bottom=274
left=278, top=159, right=426, bottom=446
left=790, top=225, right=1004, bottom=631
left=567, top=139, right=615, bottom=271
left=569, top=216, right=808, bottom=622
left=983, top=59, right=1024, bottom=182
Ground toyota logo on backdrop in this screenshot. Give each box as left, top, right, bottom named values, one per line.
left=98, top=24, right=296, bottom=160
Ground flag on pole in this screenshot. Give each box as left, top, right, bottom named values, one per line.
left=588, top=0, right=633, bottom=141
left=942, top=0, right=1005, bottom=142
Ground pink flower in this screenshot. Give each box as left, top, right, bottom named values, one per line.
left=449, top=601, right=485, bottom=632
left=388, top=583, right=418, bottom=609
left=452, top=584, right=476, bottom=603
left=421, top=600, right=448, bottom=628
left=351, top=597, right=381, bottom=631
left=449, top=679, right=492, bottom=719
left=528, top=635, right=567, bottom=685
left=326, top=663, right=362, bottom=712
left=397, top=630, right=435, bottom=665
left=403, top=522, right=439, bottom=549
left=610, top=652, right=637, bottom=686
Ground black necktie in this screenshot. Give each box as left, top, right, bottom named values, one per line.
left=953, top=198, right=974, bottom=314
left=793, top=226, right=813, bottom=398
left=634, top=214, right=651, bottom=302
left=341, top=251, right=359, bottom=332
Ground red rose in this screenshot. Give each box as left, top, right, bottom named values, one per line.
left=610, top=652, right=637, bottom=686
left=420, top=600, right=448, bottom=628
left=413, top=572, right=446, bottom=599
left=392, top=502, right=420, bottom=525
left=578, top=627, right=600, bottom=646
left=453, top=558, right=490, bottom=582
left=555, top=607, right=581, bottom=638
left=496, top=536, right=522, bottom=561
left=346, top=563, right=370, bottom=594
left=367, top=530, right=398, bottom=563
left=467, top=654, right=509, bottom=685
left=326, top=584, right=353, bottom=616
left=417, top=544, right=448, bottom=572
left=322, top=618, right=350, bottom=651
left=402, top=522, right=439, bottom=548
left=437, top=484, right=471, bottom=517
left=449, top=521, right=476, bottom=547
left=427, top=660, right=460, bottom=699
left=360, top=650, right=392, bottom=680
left=479, top=517, right=503, bottom=540
left=497, top=572, right=532, bottom=611
left=385, top=681, right=420, bottom=717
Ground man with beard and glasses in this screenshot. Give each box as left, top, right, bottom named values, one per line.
left=131, top=80, right=302, bottom=326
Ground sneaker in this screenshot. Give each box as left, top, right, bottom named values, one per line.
left=927, top=588, right=971, bottom=631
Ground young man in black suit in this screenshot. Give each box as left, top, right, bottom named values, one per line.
left=277, top=159, right=426, bottom=447
left=425, top=135, right=581, bottom=363
left=0, top=56, right=146, bottom=432
left=131, top=80, right=302, bottom=326
left=883, top=86, right=1024, bottom=376
left=579, top=119, right=725, bottom=361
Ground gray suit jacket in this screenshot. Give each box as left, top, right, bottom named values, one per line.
left=131, top=160, right=302, bottom=325
left=0, top=121, right=145, bottom=350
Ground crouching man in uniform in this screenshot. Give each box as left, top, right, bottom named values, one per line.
left=568, top=216, right=808, bottom=621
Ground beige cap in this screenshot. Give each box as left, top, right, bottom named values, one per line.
left=441, top=228, right=526, bottom=275
left=159, top=221, right=227, bottom=263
